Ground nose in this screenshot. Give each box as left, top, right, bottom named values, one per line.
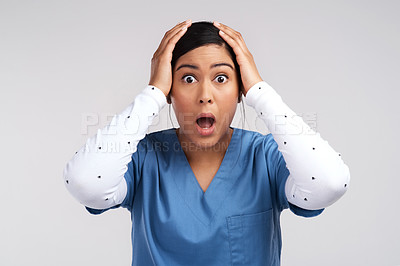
left=199, top=99, right=212, bottom=103
left=198, top=82, right=213, bottom=104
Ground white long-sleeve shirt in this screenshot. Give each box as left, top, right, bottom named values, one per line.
left=63, top=81, right=350, bottom=211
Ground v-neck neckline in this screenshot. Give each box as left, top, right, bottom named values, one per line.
left=169, top=127, right=242, bottom=226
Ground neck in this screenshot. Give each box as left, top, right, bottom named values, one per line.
left=176, top=127, right=233, bottom=164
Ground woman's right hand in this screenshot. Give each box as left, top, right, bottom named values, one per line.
left=149, top=19, right=192, bottom=97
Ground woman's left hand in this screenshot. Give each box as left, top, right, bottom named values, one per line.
left=213, top=21, right=263, bottom=96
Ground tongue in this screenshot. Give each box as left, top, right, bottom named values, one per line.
left=197, top=117, right=214, bottom=129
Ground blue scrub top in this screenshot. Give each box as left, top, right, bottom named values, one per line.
left=87, top=127, right=324, bottom=265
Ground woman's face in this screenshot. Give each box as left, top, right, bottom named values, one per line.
left=170, top=44, right=240, bottom=149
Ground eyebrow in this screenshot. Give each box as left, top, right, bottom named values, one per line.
left=175, top=63, right=234, bottom=72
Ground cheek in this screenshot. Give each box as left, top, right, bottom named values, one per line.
left=215, top=93, right=238, bottom=122
left=217, top=88, right=239, bottom=106
left=171, top=93, right=192, bottom=113
left=225, top=101, right=238, bottom=116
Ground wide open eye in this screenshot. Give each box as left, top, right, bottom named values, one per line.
left=215, top=75, right=228, bottom=84
left=182, top=75, right=197, bottom=84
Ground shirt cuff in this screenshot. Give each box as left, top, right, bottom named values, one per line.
left=244, top=81, right=282, bottom=109
left=142, top=85, right=168, bottom=112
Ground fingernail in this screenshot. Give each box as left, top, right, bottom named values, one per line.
left=182, top=26, right=187, bottom=31
left=214, top=21, right=220, bottom=26
left=185, top=19, right=191, bottom=24
left=219, top=30, right=224, bottom=35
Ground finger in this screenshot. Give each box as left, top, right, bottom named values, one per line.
left=163, top=24, right=190, bottom=57
left=217, top=23, right=247, bottom=51
left=212, top=21, right=230, bottom=32
left=213, top=21, right=248, bottom=52
left=156, top=20, right=189, bottom=52
left=157, top=20, right=192, bottom=53
left=157, top=22, right=191, bottom=60
left=213, top=21, right=242, bottom=40
left=216, top=29, right=248, bottom=61
left=164, top=19, right=191, bottom=41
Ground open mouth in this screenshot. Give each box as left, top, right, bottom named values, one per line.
left=195, top=113, right=216, bottom=136
left=196, top=117, right=215, bottom=129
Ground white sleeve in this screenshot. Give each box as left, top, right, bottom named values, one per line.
left=62, top=85, right=167, bottom=210
left=245, top=81, right=350, bottom=210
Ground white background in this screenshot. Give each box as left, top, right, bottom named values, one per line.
left=1, top=0, right=399, bottom=265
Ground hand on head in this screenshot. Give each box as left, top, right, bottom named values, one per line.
left=149, top=19, right=192, bottom=97
left=148, top=20, right=263, bottom=99
left=212, top=21, right=262, bottom=96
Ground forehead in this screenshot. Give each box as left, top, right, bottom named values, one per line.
left=174, top=44, right=234, bottom=72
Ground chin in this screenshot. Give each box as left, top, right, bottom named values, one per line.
left=194, top=127, right=231, bottom=149
left=178, top=123, right=232, bottom=149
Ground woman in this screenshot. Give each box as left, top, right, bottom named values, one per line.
left=63, top=19, right=350, bottom=265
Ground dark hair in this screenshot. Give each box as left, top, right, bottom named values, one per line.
left=169, top=21, right=243, bottom=102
